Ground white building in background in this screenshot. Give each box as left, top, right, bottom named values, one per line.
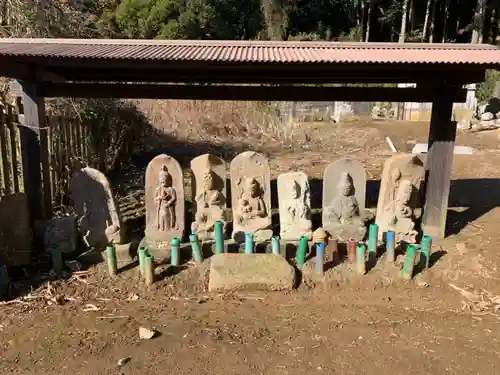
left=396, top=83, right=477, bottom=121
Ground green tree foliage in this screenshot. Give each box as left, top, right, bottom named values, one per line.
left=477, top=70, right=500, bottom=105
left=113, top=0, right=263, bottom=39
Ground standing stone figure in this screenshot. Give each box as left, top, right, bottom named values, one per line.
left=191, top=154, right=226, bottom=241
left=71, top=167, right=125, bottom=247
left=375, top=154, right=424, bottom=243
left=142, top=154, right=184, bottom=261
left=230, top=151, right=272, bottom=243
left=155, top=165, right=178, bottom=231
left=278, top=172, right=312, bottom=241
left=322, top=158, right=367, bottom=241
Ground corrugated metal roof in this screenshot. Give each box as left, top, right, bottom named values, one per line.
left=0, top=38, right=500, bottom=64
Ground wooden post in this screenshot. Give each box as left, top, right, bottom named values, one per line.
left=20, top=81, right=51, bottom=220
left=422, top=86, right=456, bottom=240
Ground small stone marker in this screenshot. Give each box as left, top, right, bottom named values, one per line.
left=0, top=193, right=32, bottom=265
left=208, top=253, right=296, bottom=292
left=322, top=158, right=367, bottom=241
left=375, top=154, right=425, bottom=243
left=230, top=151, right=273, bottom=243
left=278, top=171, right=312, bottom=241
left=44, top=216, right=78, bottom=254
left=190, top=154, right=227, bottom=241
left=139, top=327, right=157, bottom=340
left=71, top=167, right=124, bottom=248
left=142, top=154, right=184, bottom=262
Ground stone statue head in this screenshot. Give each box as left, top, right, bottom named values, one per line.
left=244, top=177, right=261, bottom=198
left=203, top=169, right=214, bottom=190
left=337, top=172, right=354, bottom=197
left=158, top=165, right=171, bottom=187
left=291, top=180, right=301, bottom=199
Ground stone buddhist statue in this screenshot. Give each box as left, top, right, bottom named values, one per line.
left=230, top=151, right=272, bottom=242
left=385, top=175, right=418, bottom=243
left=375, top=154, right=424, bottom=243
left=322, top=158, right=367, bottom=241
left=155, top=165, right=178, bottom=232
left=324, top=172, right=366, bottom=240
left=278, top=172, right=312, bottom=241
left=142, top=154, right=184, bottom=262
left=71, top=167, right=125, bottom=248
left=191, top=154, right=226, bottom=240
left=236, top=177, right=268, bottom=225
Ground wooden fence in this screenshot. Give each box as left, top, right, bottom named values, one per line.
left=0, top=104, right=23, bottom=196
left=0, top=103, right=91, bottom=212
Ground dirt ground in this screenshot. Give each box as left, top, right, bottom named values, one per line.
left=3, top=118, right=500, bottom=374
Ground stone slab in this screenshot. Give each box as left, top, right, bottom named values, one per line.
left=70, top=167, right=124, bottom=247
left=412, top=143, right=474, bottom=155
left=0, top=193, right=32, bottom=266
left=44, top=216, right=78, bottom=254
left=208, top=253, right=296, bottom=292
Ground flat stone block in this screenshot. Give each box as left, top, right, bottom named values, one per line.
left=208, top=253, right=296, bottom=292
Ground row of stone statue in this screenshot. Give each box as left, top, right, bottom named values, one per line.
left=70, top=151, right=425, bottom=260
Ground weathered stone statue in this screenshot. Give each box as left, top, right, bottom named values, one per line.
left=155, top=164, right=178, bottom=231
left=142, top=154, right=184, bottom=261
left=376, top=154, right=424, bottom=243
left=278, top=172, right=312, bottom=241
left=70, top=167, right=125, bottom=247
left=230, top=151, right=272, bottom=243
left=191, top=154, right=226, bottom=241
left=322, top=158, right=367, bottom=241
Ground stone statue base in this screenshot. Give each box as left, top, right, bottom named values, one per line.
left=139, top=235, right=176, bottom=263
left=280, top=227, right=313, bottom=241
left=325, top=223, right=367, bottom=241
left=191, top=222, right=226, bottom=242
left=79, top=242, right=133, bottom=265
left=233, top=228, right=273, bottom=243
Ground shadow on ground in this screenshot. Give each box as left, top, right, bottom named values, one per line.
left=446, top=178, right=500, bottom=236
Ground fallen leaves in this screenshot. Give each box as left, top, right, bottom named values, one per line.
left=449, top=283, right=500, bottom=316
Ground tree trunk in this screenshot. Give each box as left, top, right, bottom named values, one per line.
left=365, top=2, right=373, bottom=42
left=429, top=0, right=437, bottom=43
left=360, top=0, right=365, bottom=41
left=261, top=0, right=288, bottom=41
left=495, top=5, right=500, bottom=44
left=471, top=0, right=487, bottom=44
left=399, top=0, right=409, bottom=43
left=442, top=0, right=451, bottom=42
left=409, top=0, right=416, bottom=33
left=422, top=0, right=432, bottom=41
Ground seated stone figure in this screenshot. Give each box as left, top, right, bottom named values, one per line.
left=191, top=169, right=225, bottom=240
left=233, top=176, right=272, bottom=241
left=281, top=180, right=312, bottom=240
left=386, top=179, right=418, bottom=243
left=324, top=172, right=366, bottom=240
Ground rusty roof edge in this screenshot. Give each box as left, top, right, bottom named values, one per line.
left=0, top=38, right=499, bottom=50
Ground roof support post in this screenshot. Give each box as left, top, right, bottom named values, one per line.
left=20, top=80, right=51, bottom=220
left=422, top=84, right=456, bottom=240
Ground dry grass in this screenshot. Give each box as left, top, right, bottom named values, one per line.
left=136, top=100, right=289, bottom=142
